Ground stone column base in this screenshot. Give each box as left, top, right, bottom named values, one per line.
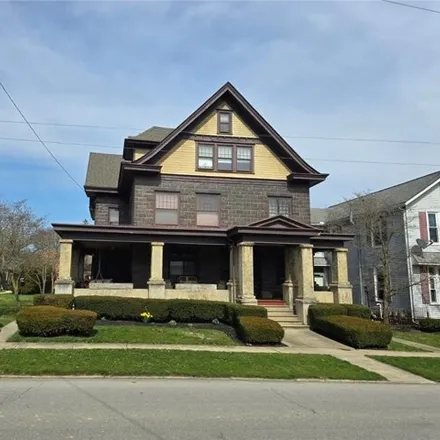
left=147, top=280, right=166, bottom=299
left=54, top=279, right=74, bottom=295
left=330, top=283, right=353, bottom=304
left=238, top=296, right=258, bottom=305
left=282, top=281, right=294, bottom=311
left=295, top=297, right=317, bottom=325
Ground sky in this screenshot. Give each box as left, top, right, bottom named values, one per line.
left=1, top=0, right=440, bottom=224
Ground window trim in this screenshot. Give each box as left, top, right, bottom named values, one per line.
left=217, top=110, right=232, bottom=135
left=427, top=212, right=439, bottom=243
left=154, top=191, right=180, bottom=226
left=196, top=142, right=254, bottom=173
left=428, top=266, right=440, bottom=304
left=268, top=196, right=292, bottom=217
left=196, top=193, right=220, bottom=227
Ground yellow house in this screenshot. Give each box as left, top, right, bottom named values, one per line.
left=53, top=82, right=352, bottom=325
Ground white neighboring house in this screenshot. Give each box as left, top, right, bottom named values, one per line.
left=311, top=171, right=440, bottom=320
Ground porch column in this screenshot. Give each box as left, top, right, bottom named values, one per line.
left=54, top=239, right=75, bottom=294
left=293, top=244, right=316, bottom=324
left=282, top=247, right=294, bottom=311
left=227, top=245, right=237, bottom=303
left=237, top=242, right=257, bottom=305
left=148, top=242, right=165, bottom=299
left=70, top=246, right=80, bottom=286
left=330, top=248, right=353, bottom=304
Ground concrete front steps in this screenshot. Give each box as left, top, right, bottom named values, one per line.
left=258, top=300, right=307, bottom=329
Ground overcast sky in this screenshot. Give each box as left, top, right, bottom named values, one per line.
left=1, top=1, right=440, bottom=224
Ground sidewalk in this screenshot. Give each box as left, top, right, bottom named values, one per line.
left=1, top=321, right=438, bottom=384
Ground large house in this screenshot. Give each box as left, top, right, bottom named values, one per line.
left=52, top=83, right=352, bottom=324
left=313, top=171, right=440, bottom=320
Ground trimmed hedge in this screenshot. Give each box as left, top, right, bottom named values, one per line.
left=34, top=294, right=73, bottom=309
left=308, top=304, right=347, bottom=328
left=344, top=304, right=371, bottom=320
left=168, top=300, right=227, bottom=323
left=226, top=304, right=267, bottom=326
left=16, top=306, right=97, bottom=337
left=314, top=315, right=392, bottom=349
left=236, top=316, right=284, bottom=345
left=418, top=318, right=440, bottom=333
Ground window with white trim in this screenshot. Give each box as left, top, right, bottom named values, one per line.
left=373, top=267, right=385, bottom=301
left=428, top=266, right=439, bottom=303
left=428, top=213, right=439, bottom=243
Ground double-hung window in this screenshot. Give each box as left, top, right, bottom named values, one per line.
left=197, top=144, right=214, bottom=170
left=109, top=207, right=119, bottom=225
left=218, top=111, right=232, bottom=134
left=268, top=197, right=291, bottom=217
left=217, top=145, right=233, bottom=171
left=428, top=213, right=439, bottom=243
left=196, top=194, right=220, bottom=226
left=155, top=192, right=179, bottom=225
left=429, top=266, right=439, bottom=303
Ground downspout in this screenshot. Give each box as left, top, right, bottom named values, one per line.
left=404, top=207, right=417, bottom=323
left=358, top=246, right=365, bottom=305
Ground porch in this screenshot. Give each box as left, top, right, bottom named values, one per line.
left=52, top=216, right=353, bottom=324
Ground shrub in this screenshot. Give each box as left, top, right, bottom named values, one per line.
left=74, top=296, right=147, bottom=321
left=308, top=304, right=347, bottom=328
left=236, top=316, right=284, bottom=345
left=16, top=306, right=97, bottom=337
left=0, top=303, right=20, bottom=316
left=313, top=315, right=392, bottom=349
left=34, top=294, right=73, bottom=309
left=344, top=304, right=371, bottom=320
left=418, top=318, right=440, bottom=333
left=168, top=300, right=227, bottom=323
left=225, top=304, right=267, bottom=326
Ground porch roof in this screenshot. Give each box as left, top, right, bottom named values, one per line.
left=53, top=217, right=353, bottom=248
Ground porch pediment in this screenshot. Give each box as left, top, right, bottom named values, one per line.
left=246, top=215, right=320, bottom=232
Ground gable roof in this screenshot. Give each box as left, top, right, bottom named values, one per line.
left=310, top=208, right=329, bottom=225
left=85, top=153, right=122, bottom=190
left=128, top=126, right=174, bottom=143
left=329, top=171, right=440, bottom=220
left=247, top=215, right=320, bottom=231
left=135, top=82, right=327, bottom=181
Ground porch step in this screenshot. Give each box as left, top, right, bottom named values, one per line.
left=260, top=304, right=308, bottom=329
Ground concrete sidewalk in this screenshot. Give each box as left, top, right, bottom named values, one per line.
left=1, top=321, right=438, bottom=384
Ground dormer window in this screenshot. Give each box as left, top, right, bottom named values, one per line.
left=218, top=111, right=232, bottom=134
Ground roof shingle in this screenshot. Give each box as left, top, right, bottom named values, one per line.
left=85, top=153, right=122, bottom=189
left=128, top=126, right=174, bottom=142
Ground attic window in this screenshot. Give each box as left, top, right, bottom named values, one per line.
left=218, top=111, right=232, bottom=134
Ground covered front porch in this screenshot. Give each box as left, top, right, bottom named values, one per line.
left=53, top=216, right=353, bottom=324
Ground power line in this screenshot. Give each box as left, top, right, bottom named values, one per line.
left=382, top=0, right=440, bottom=14
left=0, top=81, right=83, bottom=190
left=2, top=119, right=440, bottom=146
left=1, top=134, right=440, bottom=168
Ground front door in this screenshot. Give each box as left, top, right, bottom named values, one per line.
left=253, top=246, right=284, bottom=299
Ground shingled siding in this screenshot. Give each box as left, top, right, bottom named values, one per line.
left=94, top=196, right=130, bottom=225
left=132, top=175, right=310, bottom=227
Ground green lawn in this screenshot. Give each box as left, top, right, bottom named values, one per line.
left=0, top=349, right=385, bottom=380
left=9, top=325, right=238, bottom=346
left=393, top=330, right=440, bottom=349
left=388, top=340, right=430, bottom=352
left=0, top=294, right=34, bottom=329
left=371, top=356, right=440, bottom=382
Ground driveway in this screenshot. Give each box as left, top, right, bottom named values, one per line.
left=1, top=379, right=439, bottom=440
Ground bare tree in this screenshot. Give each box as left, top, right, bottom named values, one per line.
left=25, top=228, right=59, bottom=294
left=0, top=200, right=44, bottom=302
left=328, top=192, right=417, bottom=325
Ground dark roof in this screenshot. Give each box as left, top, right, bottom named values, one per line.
left=329, top=171, right=440, bottom=219
left=127, top=126, right=174, bottom=142
left=85, top=153, right=122, bottom=189
left=310, top=208, right=328, bottom=225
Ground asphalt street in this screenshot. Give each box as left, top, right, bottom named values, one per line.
left=0, top=379, right=439, bottom=440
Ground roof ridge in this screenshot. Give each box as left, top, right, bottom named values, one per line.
left=329, top=170, right=440, bottom=208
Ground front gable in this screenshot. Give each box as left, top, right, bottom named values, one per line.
left=247, top=215, right=320, bottom=231
left=134, top=83, right=327, bottom=186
